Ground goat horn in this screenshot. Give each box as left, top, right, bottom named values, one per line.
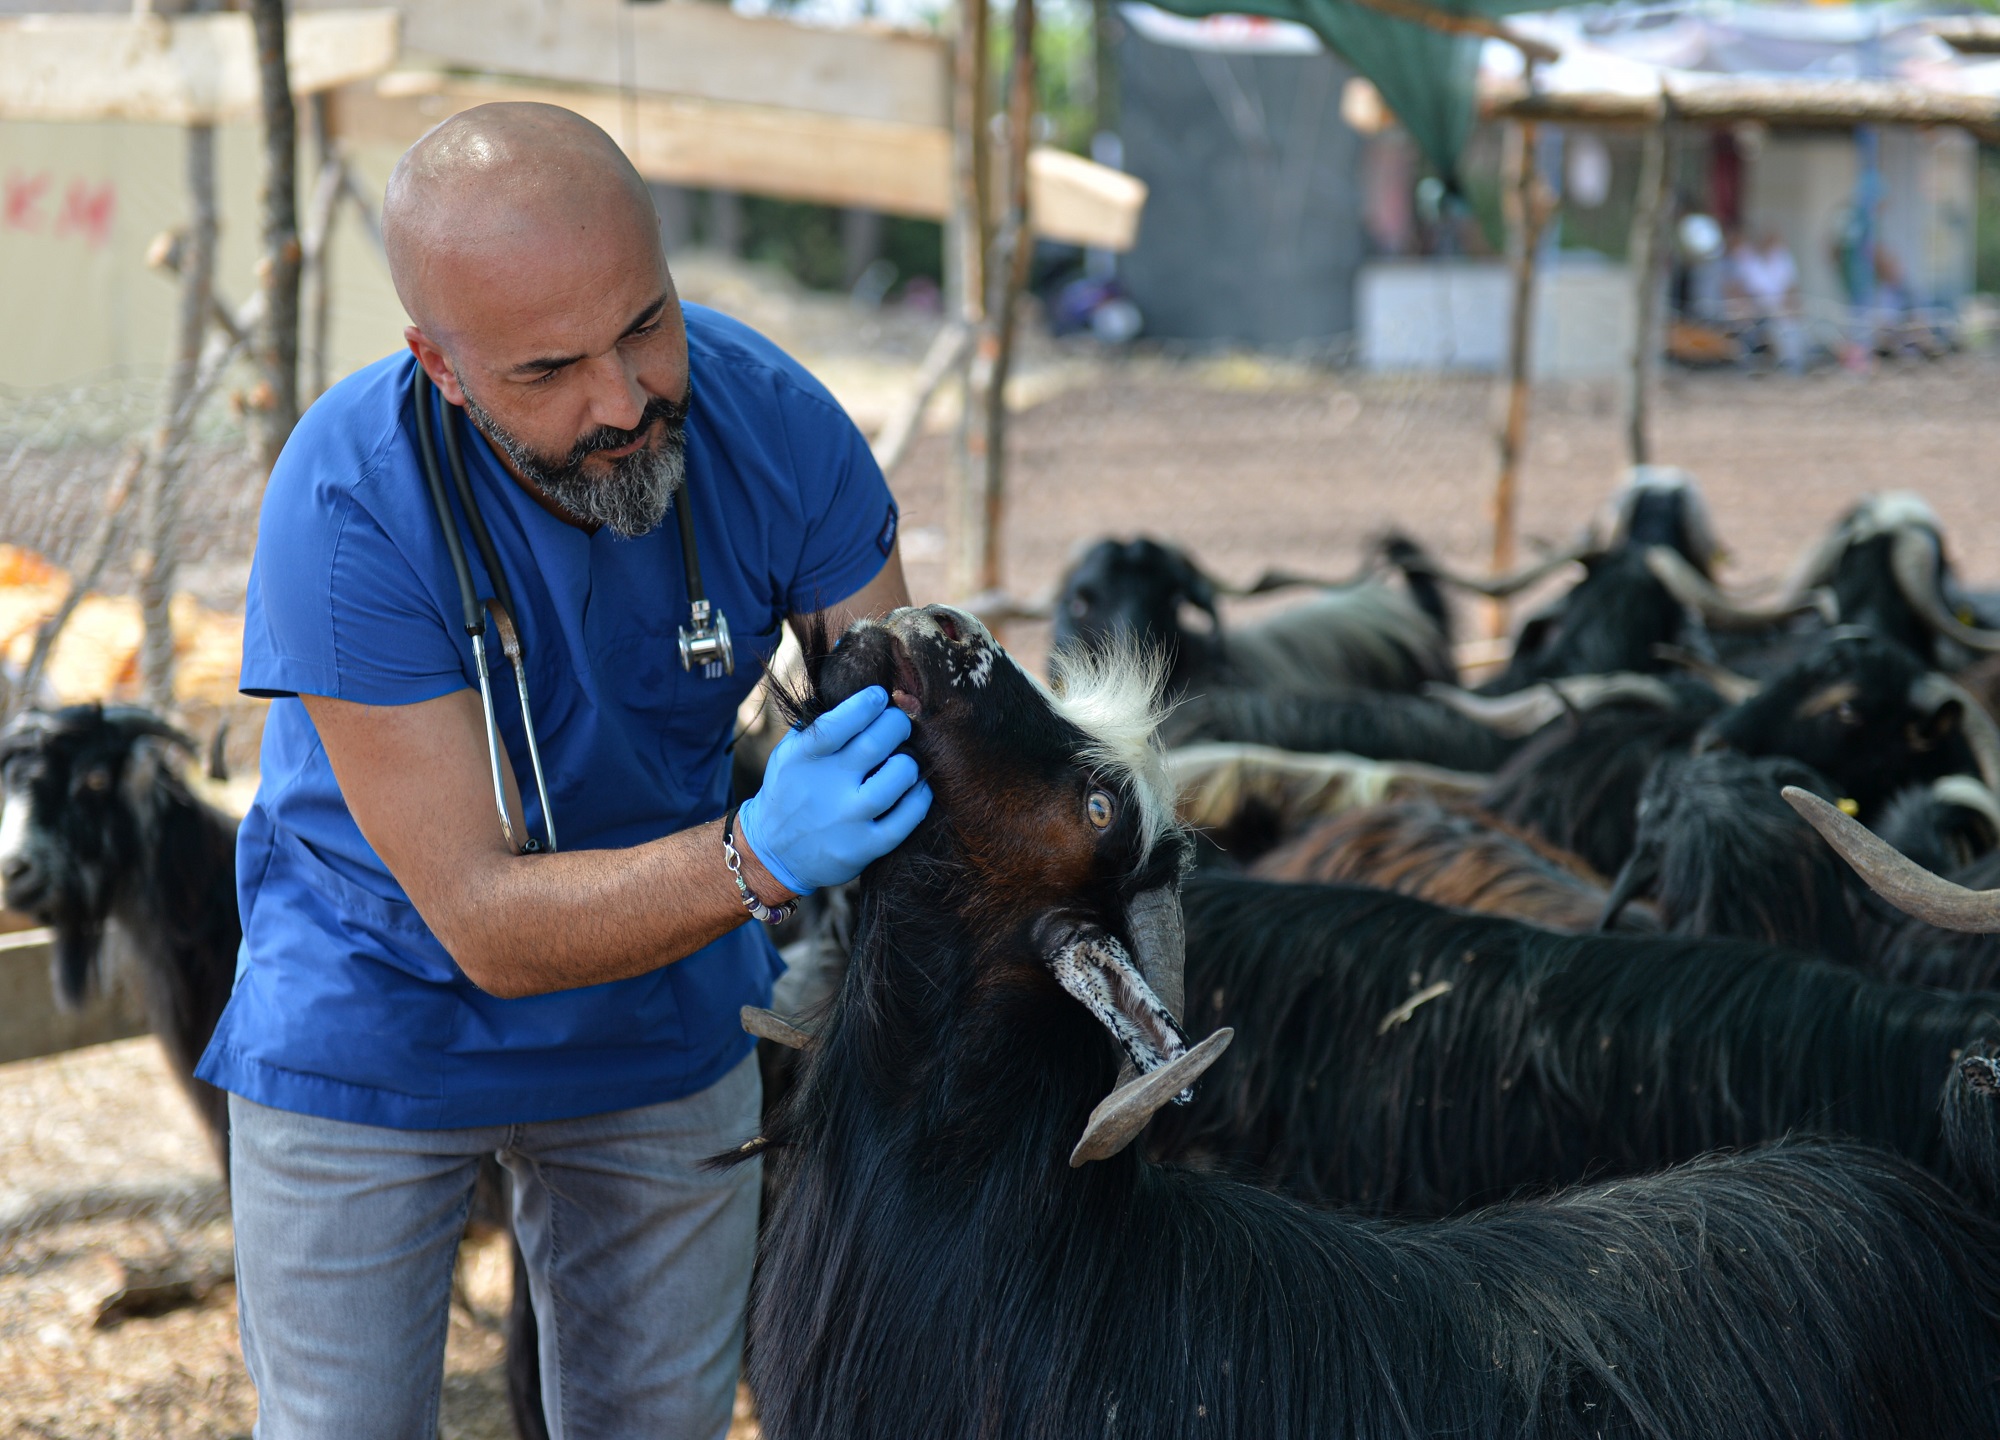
left=1911, top=673, right=2000, bottom=794
left=1785, top=786, right=2000, bottom=933
left=1930, top=774, right=2000, bottom=843
left=1890, top=529, right=2000, bottom=654
left=1644, top=548, right=1823, bottom=630
left=1425, top=674, right=1678, bottom=738
left=740, top=1005, right=814, bottom=1050
left=98, top=707, right=199, bottom=756
left=1124, top=886, right=1186, bottom=1022
left=1070, top=1027, right=1234, bottom=1167
left=1597, top=849, right=1659, bottom=932
left=1649, top=645, right=1761, bottom=704
left=1414, top=547, right=1590, bottom=599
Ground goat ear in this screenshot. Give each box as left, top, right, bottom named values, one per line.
left=1598, top=849, right=1658, bottom=931
left=1165, top=549, right=1219, bottom=619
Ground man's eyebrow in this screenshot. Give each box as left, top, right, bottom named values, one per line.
left=509, top=296, right=670, bottom=377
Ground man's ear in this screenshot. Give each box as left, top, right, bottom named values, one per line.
left=405, top=327, right=467, bottom=408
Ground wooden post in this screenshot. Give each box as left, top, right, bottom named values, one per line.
left=1624, top=116, right=1671, bottom=466
left=947, top=0, right=993, bottom=600
left=250, top=0, right=301, bottom=468
left=303, top=92, right=341, bottom=404
left=138, top=102, right=219, bottom=715
left=1488, top=117, right=1549, bottom=640
left=975, top=0, right=1036, bottom=597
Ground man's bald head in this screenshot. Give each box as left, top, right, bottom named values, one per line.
left=384, top=103, right=658, bottom=340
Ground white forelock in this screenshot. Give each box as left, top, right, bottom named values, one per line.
left=1040, top=642, right=1177, bottom=860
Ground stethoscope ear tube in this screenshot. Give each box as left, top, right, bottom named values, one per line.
left=410, top=367, right=555, bottom=854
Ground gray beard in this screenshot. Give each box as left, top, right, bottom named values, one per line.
left=460, top=386, right=690, bottom=539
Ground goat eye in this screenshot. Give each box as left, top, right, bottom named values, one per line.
left=1068, top=597, right=1090, bottom=618
left=1835, top=702, right=1860, bottom=726
left=1086, top=790, right=1115, bottom=829
left=80, top=768, right=111, bottom=792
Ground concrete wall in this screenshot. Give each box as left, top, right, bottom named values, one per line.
left=1115, top=29, right=1368, bottom=350
left=1741, top=127, right=1976, bottom=327
left=0, top=927, right=147, bottom=1067
left=1357, top=256, right=1635, bottom=378
left=0, top=117, right=411, bottom=396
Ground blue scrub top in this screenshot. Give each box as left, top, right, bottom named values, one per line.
left=195, top=305, right=898, bottom=1130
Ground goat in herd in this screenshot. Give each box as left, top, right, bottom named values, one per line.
left=741, top=603, right=2000, bottom=1440
left=26, top=471, right=2000, bottom=1438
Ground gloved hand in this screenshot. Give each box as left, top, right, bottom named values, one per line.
left=736, top=685, right=932, bottom=897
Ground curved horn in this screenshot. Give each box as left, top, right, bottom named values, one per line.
left=1785, top=786, right=2000, bottom=933
left=1911, top=673, right=2000, bottom=793
left=1070, top=1028, right=1234, bottom=1167
left=1930, top=774, right=2000, bottom=845
left=1414, top=546, right=1591, bottom=600
left=1644, top=548, right=1825, bottom=630
left=1650, top=644, right=1760, bottom=705
left=1124, top=884, right=1186, bottom=1022
left=98, top=707, right=200, bottom=756
left=1425, top=674, right=1678, bottom=738
left=740, top=1005, right=814, bottom=1050
left=1890, top=528, right=2000, bottom=654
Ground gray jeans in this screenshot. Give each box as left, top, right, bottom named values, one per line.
left=229, top=1054, right=762, bottom=1440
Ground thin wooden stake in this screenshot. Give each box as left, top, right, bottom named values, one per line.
left=250, top=0, right=301, bottom=469
left=1623, top=113, right=1672, bottom=467
left=137, top=106, right=218, bottom=716
left=976, top=0, right=1036, bottom=597
left=1488, top=118, right=1549, bottom=641
left=947, top=0, right=993, bottom=600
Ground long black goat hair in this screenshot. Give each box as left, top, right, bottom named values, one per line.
left=741, top=605, right=2000, bottom=1440
left=1151, top=875, right=2000, bottom=1215
left=1480, top=687, right=1721, bottom=876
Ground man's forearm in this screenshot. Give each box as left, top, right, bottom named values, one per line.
left=435, top=816, right=789, bottom=998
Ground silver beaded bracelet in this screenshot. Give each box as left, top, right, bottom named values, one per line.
left=723, top=807, right=796, bottom=926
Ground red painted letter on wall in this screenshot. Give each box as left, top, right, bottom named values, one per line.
left=3, top=171, right=51, bottom=232
left=54, top=181, right=116, bottom=248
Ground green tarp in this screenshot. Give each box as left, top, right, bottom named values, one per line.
left=1140, top=0, right=1564, bottom=184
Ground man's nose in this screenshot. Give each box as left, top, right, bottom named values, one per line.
left=581, top=351, right=649, bottom=433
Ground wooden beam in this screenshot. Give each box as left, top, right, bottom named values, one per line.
left=1346, top=0, right=1558, bottom=63
left=395, top=0, right=948, bottom=131
left=1932, top=18, right=2000, bottom=56
left=0, top=929, right=148, bottom=1068
left=1486, top=78, right=2000, bottom=135
left=0, top=10, right=400, bottom=124
left=343, top=75, right=1148, bottom=252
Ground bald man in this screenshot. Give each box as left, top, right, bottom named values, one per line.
left=195, top=104, right=930, bottom=1438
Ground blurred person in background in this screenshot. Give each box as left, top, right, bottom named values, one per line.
left=1727, top=226, right=1805, bottom=373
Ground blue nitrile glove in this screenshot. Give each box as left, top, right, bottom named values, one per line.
left=736, top=685, right=933, bottom=897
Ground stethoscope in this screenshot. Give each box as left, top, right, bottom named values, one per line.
left=410, top=367, right=734, bottom=854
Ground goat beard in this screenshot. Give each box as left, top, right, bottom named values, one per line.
left=460, top=383, right=691, bottom=539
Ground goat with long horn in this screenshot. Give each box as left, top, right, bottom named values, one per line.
left=736, top=604, right=2000, bottom=1440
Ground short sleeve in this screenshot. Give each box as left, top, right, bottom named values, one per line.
left=777, top=382, right=898, bottom=619
left=240, top=400, right=467, bottom=705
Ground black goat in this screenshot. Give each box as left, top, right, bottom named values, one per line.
left=1597, top=752, right=1863, bottom=962
left=1480, top=685, right=1720, bottom=875
left=1159, top=688, right=1520, bottom=771
left=0, top=707, right=551, bottom=1440
left=1480, top=469, right=1727, bottom=693
left=0, top=705, right=238, bottom=1163
left=1052, top=535, right=1453, bottom=699
left=1150, top=875, right=2000, bottom=1218
left=744, top=604, right=2000, bottom=1440
left=1702, top=631, right=1992, bottom=817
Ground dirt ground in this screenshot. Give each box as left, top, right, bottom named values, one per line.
left=6, top=340, right=2000, bottom=1436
